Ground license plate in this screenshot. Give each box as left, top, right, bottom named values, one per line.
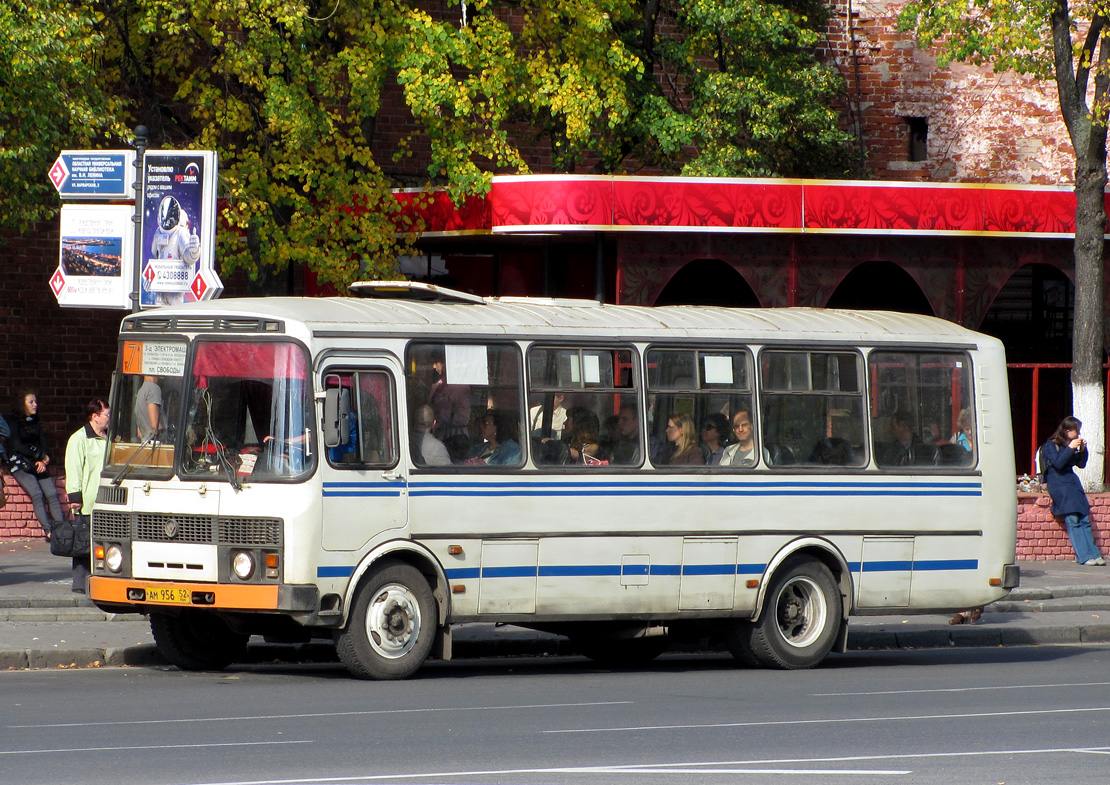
left=142, top=586, right=191, bottom=604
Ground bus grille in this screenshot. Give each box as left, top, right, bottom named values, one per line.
left=96, top=486, right=128, bottom=506
left=93, top=511, right=130, bottom=540
left=92, top=511, right=282, bottom=546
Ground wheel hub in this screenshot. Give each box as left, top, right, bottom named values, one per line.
left=365, top=584, right=422, bottom=658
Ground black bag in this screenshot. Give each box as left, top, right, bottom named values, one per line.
left=50, top=515, right=90, bottom=558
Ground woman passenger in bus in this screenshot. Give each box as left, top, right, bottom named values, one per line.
left=664, top=413, right=704, bottom=465
left=700, top=413, right=730, bottom=465
left=565, top=407, right=602, bottom=464
left=465, top=410, right=521, bottom=466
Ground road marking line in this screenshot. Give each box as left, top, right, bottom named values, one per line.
left=0, top=740, right=311, bottom=756
left=814, top=680, right=1110, bottom=697
left=163, top=745, right=1110, bottom=785
left=542, top=705, right=1110, bottom=733
left=7, top=701, right=632, bottom=729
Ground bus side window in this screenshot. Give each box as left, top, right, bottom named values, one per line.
left=869, top=351, right=974, bottom=469
left=646, top=348, right=754, bottom=469
left=760, top=351, right=866, bottom=468
left=324, top=370, right=396, bottom=468
left=407, top=342, right=525, bottom=469
left=528, top=347, right=637, bottom=468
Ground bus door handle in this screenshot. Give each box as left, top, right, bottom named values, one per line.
left=381, top=470, right=405, bottom=482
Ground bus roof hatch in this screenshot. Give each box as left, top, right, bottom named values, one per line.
left=348, top=280, right=486, bottom=304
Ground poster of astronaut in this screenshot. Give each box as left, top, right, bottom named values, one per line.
left=138, top=150, right=222, bottom=309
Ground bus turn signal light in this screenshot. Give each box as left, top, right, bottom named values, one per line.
left=447, top=545, right=463, bottom=556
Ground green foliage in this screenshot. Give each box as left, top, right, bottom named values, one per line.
left=0, top=1, right=126, bottom=230
left=1, top=0, right=853, bottom=289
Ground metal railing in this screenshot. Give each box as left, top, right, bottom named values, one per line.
left=1008, top=363, right=1110, bottom=481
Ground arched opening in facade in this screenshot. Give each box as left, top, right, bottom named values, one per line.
left=824, top=261, right=934, bottom=315
left=979, top=264, right=1075, bottom=472
left=653, top=259, right=761, bottom=307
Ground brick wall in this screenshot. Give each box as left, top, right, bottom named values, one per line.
left=822, top=0, right=1073, bottom=185
left=1018, top=492, right=1110, bottom=560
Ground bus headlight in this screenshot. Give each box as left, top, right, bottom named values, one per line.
left=105, top=544, right=124, bottom=573
left=232, top=551, right=255, bottom=580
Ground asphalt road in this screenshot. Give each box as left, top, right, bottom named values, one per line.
left=3, top=646, right=1110, bottom=785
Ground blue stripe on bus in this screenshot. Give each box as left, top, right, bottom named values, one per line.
left=317, top=565, right=355, bottom=578
left=404, top=480, right=982, bottom=498
left=332, top=559, right=980, bottom=581
left=445, top=567, right=481, bottom=579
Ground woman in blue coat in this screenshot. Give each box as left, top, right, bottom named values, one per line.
left=1043, top=416, right=1106, bottom=565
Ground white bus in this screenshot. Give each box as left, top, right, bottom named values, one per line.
left=89, top=283, right=1019, bottom=678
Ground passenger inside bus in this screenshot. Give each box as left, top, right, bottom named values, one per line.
left=465, top=410, right=521, bottom=466
left=721, top=404, right=757, bottom=466
left=411, top=404, right=451, bottom=466
left=607, top=403, right=643, bottom=465
left=700, top=412, right=730, bottom=465
left=562, top=407, right=601, bottom=464
left=662, top=413, right=704, bottom=465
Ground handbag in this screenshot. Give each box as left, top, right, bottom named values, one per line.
left=50, top=519, right=75, bottom=557
left=50, top=515, right=89, bottom=558
left=0, top=480, right=6, bottom=510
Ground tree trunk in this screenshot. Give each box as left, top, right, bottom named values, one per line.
left=1071, top=152, right=1106, bottom=491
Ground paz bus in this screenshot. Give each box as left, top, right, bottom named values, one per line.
left=88, top=282, right=1019, bottom=678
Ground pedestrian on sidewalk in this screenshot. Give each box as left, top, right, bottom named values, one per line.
left=64, top=398, right=110, bottom=594
left=1043, top=416, right=1106, bottom=566
left=3, top=390, right=63, bottom=539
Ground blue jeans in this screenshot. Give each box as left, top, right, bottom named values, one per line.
left=1063, top=513, right=1104, bottom=563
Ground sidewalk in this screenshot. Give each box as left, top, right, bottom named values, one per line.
left=3, top=538, right=1110, bottom=671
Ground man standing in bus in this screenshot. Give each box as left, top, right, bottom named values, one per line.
left=134, top=375, right=161, bottom=442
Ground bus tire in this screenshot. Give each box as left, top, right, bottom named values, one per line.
left=741, top=556, right=842, bottom=670
left=149, top=611, right=248, bottom=671
left=722, top=621, right=762, bottom=668
left=336, top=562, right=436, bottom=680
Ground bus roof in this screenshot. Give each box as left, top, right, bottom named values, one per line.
left=126, top=295, right=988, bottom=346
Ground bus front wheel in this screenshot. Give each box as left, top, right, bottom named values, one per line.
left=149, top=611, right=248, bottom=671
left=336, top=561, right=436, bottom=680
left=725, top=556, right=841, bottom=670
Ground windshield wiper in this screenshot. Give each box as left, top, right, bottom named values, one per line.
left=110, top=430, right=160, bottom=486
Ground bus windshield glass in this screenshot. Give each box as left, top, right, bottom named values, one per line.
left=107, top=338, right=313, bottom=481
left=106, top=338, right=188, bottom=477
left=181, top=340, right=312, bottom=481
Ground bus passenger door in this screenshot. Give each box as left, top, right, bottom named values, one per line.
left=320, top=364, right=407, bottom=552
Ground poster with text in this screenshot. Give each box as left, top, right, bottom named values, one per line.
left=138, top=150, right=221, bottom=308
left=53, top=204, right=133, bottom=309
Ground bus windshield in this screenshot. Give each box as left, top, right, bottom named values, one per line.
left=107, top=338, right=313, bottom=482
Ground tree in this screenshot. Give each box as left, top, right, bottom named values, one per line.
left=901, top=0, right=1107, bottom=490
left=1, top=1, right=852, bottom=291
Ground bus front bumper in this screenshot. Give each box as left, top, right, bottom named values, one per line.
left=89, top=576, right=318, bottom=613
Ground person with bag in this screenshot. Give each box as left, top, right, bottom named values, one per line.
left=1043, top=416, right=1106, bottom=566
left=63, top=398, right=110, bottom=593
left=4, top=390, right=63, bottom=540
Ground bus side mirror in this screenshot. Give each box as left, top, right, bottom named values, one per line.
left=324, top=387, right=351, bottom=448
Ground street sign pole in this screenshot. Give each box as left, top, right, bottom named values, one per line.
left=130, top=126, right=148, bottom=314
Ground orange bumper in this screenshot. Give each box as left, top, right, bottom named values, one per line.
left=90, top=576, right=280, bottom=610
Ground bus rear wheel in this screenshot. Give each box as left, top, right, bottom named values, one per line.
left=149, top=611, right=249, bottom=671
left=336, top=561, right=436, bottom=680
left=725, top=556, right=841, bottom=670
